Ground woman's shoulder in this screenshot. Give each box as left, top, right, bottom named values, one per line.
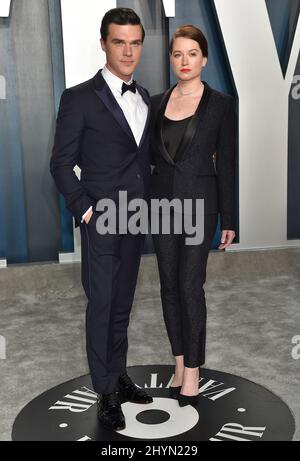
left=207, top=84, right=235, bottom=107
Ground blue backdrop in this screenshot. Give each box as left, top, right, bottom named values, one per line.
left=0, top=0, right=299, bottom=263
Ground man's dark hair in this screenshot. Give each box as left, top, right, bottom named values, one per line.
left=100, top=7, right=145, bottom=43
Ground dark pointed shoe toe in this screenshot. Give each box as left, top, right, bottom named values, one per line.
left=110, top=417, right=126, bottom=431
left=128, top=388, right=153, bottom=404
left=169, top=386, right=181, bottom=399
left=118, top=373, right=153, bottom=404
left=178, top=394, right=199, bottom=407
left=97, top=393, right=126, bottom=431
left=103, top=413, right=126, bottom=432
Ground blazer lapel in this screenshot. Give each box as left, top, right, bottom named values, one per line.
left=93, top=70, right=136, bottom=144
left=155, top=81, right=212, bottom=165
left=155, top=84, right=177, bottom=166
left=174, top=81, right=212, bottom=163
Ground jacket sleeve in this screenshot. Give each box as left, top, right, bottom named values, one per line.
left=50, top=89, right=93, bottom=225
left=216, top=96, right=238, bottom=231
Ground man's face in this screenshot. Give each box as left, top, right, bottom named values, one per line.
left=101, top=23, right=143, bottom=82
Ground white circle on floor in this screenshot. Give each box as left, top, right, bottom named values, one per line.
left=119, top=397, right=199, bottom=439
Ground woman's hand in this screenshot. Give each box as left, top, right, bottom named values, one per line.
left=218, top=230, right=235, bottom=250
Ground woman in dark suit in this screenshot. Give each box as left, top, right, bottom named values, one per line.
left=150, top=25, right=237, bottom=407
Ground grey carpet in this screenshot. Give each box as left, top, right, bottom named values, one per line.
left=0, top=248, right=299, bottom=440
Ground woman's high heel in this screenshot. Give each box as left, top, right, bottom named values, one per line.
left=178, top=393, right=199, bottom=407
left=168, top=386, right=181, bottom=399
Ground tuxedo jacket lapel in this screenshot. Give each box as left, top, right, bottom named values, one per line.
left=136, top=83, right=150, bottom=107
left=93, top=70, right=150, bottom=148
left=136, top=83, right=150, bottom=148
left=93, top=71, right=135, bottom=144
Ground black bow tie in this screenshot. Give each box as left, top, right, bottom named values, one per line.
left=121, top=80, right=137, bottom=95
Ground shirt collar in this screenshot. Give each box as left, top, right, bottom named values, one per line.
left=102, top=65, right=134, bottom=95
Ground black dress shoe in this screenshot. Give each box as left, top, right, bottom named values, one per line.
left=178, top=393, right=199, bottom=407
left=169, top=386, right=181, bottom=399
left=118, top=373, right=153, bottom=404
left=97, top=392, right=126, bottom=431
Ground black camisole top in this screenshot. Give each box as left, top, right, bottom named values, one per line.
left=162, top=115, right=193, bottom=161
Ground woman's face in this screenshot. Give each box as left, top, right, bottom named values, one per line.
left=170, top=37, right=207, bottom=82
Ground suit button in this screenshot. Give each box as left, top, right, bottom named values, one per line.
left=136, top=173, right=141, bottom=179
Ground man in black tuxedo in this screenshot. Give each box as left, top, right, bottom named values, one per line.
left=50, top=8, right=152, bottom=431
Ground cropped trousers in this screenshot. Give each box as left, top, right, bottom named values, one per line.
left=152, top=212, right=218, bottom=368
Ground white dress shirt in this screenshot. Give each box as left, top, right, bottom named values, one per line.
left=81, top=65, right=148, bottom=223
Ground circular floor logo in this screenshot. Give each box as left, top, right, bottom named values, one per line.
left=12, top=365, right=295, bottom=441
